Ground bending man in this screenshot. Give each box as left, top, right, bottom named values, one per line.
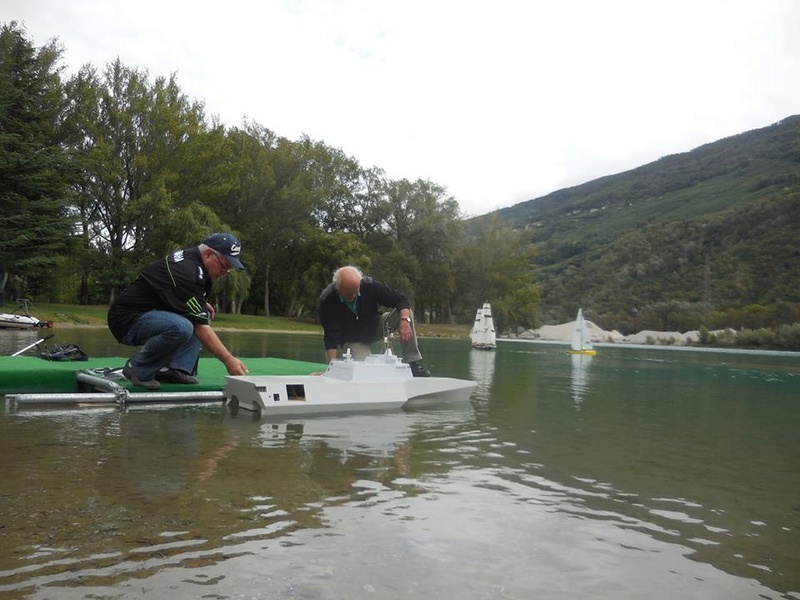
left=108, top=233, right=250, bottom=389
left=319, top=265, right=429, bottom=377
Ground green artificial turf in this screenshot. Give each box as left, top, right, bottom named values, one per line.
left=0, top=356, right=325, bottom=395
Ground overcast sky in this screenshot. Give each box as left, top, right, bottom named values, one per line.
left=4, top=0, right=800, bottom=216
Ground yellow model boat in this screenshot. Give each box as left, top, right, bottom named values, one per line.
left=566, top=308, right=597, bottom=356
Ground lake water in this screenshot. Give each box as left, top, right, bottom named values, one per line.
left=1, top=328, right=799, bottom=599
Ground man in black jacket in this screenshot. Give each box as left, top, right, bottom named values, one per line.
left=318, top=265, right=429, bottom=377
left=108, top=233, right=250, bottom=389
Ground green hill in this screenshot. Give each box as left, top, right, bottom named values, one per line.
left=477, top=115, right=800, bottom=333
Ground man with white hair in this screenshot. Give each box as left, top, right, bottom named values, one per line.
left=318, top=265, right=430, bottom=377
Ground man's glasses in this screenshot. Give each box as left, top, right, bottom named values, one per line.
left=212, top=252, right=231, bottom=274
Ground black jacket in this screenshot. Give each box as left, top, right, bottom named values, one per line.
left=107, top=247, right=213, bottom=342
left=319, top=276, right=410, bottom=351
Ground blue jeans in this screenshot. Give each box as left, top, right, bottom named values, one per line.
left=122, top=311, right=200, bottom=379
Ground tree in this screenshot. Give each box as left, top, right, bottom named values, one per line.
left=350, top=166, right=392, bottom=243
left=0, top=22, right=74, bottom=303
left=271, top=228, right=370, bottom=318
left=66, top=58, right=222, bottom=303
left=456, top=215, right=538, bottom=330
left=396, top=180, right=463, bottom=322
left=494, top=284, right=539, bottom=333
left=376, top=178, right=465, bottom=322
left=222, top=125, right=316, bottom=316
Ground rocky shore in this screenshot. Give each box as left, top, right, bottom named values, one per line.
left=506, top=319, right=736, bottom=346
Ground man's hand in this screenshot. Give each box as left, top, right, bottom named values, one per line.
left=225, top=358, right=249, bottom=376
left=398, top=319, right=412, bottom=342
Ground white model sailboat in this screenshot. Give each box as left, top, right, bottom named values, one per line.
left=470, top=302, right=497, bottom=350
left=567, top=308, right=596, bottom=356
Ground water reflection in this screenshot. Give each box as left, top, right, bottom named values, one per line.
left=0, top=406, right=472, bottom=596
left=468, top=349, right=495, bottom=398
left=224, top=409, right=418, bottom=461
left=1, top=332, right=799, bottom=598
left=569, top=352, right=593, bottom=406
left=0, top=328, right=51, bottom=356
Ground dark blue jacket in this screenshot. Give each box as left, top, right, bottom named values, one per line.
left=319, top=276, right=411, bottom=351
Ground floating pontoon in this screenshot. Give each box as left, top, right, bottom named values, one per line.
left=4, top=351, right=477, bottom=415
left=2, top=356, right=324, bottom=410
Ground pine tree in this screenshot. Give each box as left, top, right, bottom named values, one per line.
left=0, top=21, right=73, bottom=302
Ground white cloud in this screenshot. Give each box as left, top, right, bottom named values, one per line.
left=4, top=0, right=800, bottom=216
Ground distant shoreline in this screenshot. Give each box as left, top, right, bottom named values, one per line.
left=19, top=320, right=727, bottom=345
left=498, top=337, right=799, bottom=356
left=510, top=319, right=714, bottom=347
left=47, top=323, right=320, bottom=335
left=18, top=321, right=796, bottom=352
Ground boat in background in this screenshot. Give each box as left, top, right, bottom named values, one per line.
left=470, top=302, right=497, bottom=350
left=0, top=299, right=53, bottom=330
left=566, top=308, right=597, bottom=356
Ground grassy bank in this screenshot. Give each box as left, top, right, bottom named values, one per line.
left=19, top=302, right=470, bottom=339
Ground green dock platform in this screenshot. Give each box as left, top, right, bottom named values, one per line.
left=0, top=356, right=325, bottom=396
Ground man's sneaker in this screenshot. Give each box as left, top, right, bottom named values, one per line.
left=155, top=368, right=199, bottom=385
left=409, top=361, right=430, bottom=378
left=122, top=360, right=160, bottom=390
